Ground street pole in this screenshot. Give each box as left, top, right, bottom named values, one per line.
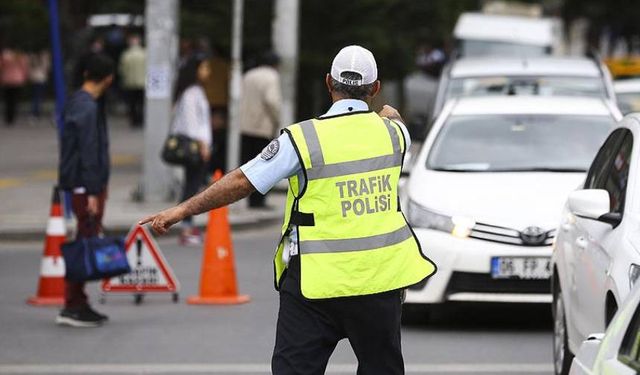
left=46, top=0, right=72, bottom=217
left=272, top=0, right=299, bottom=129
left=226, top=0, right=244, bottom=171
left=46, top=0, right=66, bottom=136
left=142, top=0, right=179, bottom=201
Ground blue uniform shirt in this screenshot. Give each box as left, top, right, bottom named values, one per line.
left=240, top=99, right=411, bottom=263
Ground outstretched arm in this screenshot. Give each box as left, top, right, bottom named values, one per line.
left=139, top=168, right=256, bottom=235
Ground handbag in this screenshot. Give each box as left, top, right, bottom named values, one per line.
left=62, top=235, right=131, bottom=282
left=161, top=133, right=202, bottom=167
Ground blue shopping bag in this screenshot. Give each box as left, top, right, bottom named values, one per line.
left=62, top=236, right=131, bottom=282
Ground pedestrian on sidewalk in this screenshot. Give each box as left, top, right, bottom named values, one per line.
left=119, top=34, right=146, bottom=128
left=28, top=49, right=50, bottom=119
left=141, top=45, right=436, bottom=374
left=239, top=51, right=281, bottom=209
left=0, top=46, right=29, bottom=126
left=57, top=53, right=114, bottom=327
left=171, top=56, right=212, bottom=246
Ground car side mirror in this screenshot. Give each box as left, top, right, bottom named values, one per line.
left=568, top=189, right=621, bottom=227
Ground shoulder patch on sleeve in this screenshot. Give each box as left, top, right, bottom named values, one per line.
left=260, top=139, right=280, bottom=160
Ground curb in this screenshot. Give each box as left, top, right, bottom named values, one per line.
left=0, top=215, right=282, bottom=242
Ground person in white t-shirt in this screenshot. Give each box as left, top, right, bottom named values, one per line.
left=171, top=57, right=212, bottom=245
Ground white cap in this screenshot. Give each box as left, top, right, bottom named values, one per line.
left=330, top=45, right=378, bottom=86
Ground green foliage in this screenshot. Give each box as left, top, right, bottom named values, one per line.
left=91, top=0, right=144, bottom=14
left=0, top=0, right=49, bottom=51
left=296, top=0, right=477, bottom=117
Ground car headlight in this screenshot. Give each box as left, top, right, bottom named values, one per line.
left=629, top=264, right=640, bottom=290
left=407, top=200, right=475, bottom=238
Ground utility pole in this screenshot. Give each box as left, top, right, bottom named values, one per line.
left=142, top=0, right=179, bottom=201
left=272, top=0, right=299, bottom=129
left=47, top=0, right=73, bottom=217
left=226, top=0, right=244, bottom=171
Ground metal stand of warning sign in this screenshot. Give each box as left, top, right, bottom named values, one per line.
left=100, top=225, right=180, bottom=305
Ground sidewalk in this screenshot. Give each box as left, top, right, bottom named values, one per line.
left=0, top=113, right=285, bottom=240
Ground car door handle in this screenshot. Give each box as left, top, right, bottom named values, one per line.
left=575, top=237, right=588, bottom=249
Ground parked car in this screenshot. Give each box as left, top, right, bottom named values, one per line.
left=402, top=95, right=621, bottom=322
left=433, top=56, right=616, bottom=119
left=453, top=12, right=559, bottom=58
left=552, top=113, right=640, bottom=375
left=614, top=79, right=640, bottom=115
left=569, top=280, right=640, bottom=375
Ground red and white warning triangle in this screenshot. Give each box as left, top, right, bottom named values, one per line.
left=102, top=225, right=179, bottom=293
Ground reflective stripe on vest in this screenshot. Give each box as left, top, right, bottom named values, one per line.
left=303, top=118, right=403, bottom=180
left=274, top=112, right=437, bottom=299
left=300, top=226, right=413, bottom=254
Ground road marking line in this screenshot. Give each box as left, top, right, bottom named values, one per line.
left=0, top=363, right=553, bottom=373
left=0, top=178, right=23, bottom=189
left=30, top=170, right=57, bottom=180
left=0, top=154, right=138, bottom=189
left=111, top=154, right=139, bottom=166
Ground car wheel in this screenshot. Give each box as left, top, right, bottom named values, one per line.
left=553, top=281, right=573, bottom=375
left=401, top=303, right=431, bottom=325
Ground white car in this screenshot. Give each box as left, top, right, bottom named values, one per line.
left=614, top=79, right=640, bottom=115
left=402, top=95, right=621, bottom=321
left=570, top=280, right=640, bottom=375
left=433, top=56, right=616, bottom=119
left=552, top=114, right=640, bottom=375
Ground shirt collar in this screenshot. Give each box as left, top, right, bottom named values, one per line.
left=320, top=99, right=369, bottom=118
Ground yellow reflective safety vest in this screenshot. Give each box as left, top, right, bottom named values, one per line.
left=274, top=111, right=436, bottom=299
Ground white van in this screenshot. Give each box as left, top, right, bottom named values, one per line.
left=454, top=12, right=560, bottom=57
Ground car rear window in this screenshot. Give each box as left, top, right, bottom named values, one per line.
left=427, top=114, right=613, bottom=172
left=447, top=76, right=607, bottom=100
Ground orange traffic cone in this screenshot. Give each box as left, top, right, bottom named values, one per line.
left=27, top=186, right=66, bottom=306
left=187, top=171, right=250, bottom=305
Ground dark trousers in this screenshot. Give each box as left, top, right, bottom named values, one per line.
left=181, top=162, right=206, bottom=225
left=65, top=190, right=107, bottom=309
left=209, top=128, right=227, bottom=173
left=241, top=134, right=270, bottom=207
left=125, top=89, right=144, bottom=127
left=272, top=256, right=405, bottom=375
left=3, top=86, right=21, bottom=125
left=31, top=83, right=45, bottom=118
left=209, top=106, right=228, bottom=173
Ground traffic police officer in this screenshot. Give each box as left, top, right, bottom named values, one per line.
left=141, top=45, right=436, bottom=375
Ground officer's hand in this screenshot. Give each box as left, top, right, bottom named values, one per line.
left=378, top=105, right=404, bottom=123
left=139, top=206, right=186, bottom=235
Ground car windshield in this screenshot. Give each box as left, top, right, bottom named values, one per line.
left=427, top=114, right=613, bottom=172
left=460, top=40, right=548, bottom=57
left=446, top=76, right=606, bottom=100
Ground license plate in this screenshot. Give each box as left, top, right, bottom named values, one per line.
left=491, top=257, right=551, bottom=280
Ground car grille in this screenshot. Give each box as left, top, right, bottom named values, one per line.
left=469, top=222, right=555, bottom=247
left=447, top=272, right=550, bottom=294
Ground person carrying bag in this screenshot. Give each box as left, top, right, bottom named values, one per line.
left=61, top=217, right=130, bottom=282
left=57, top=54, right=116, bottom=327
left=163, top=56, right=213, bottom=246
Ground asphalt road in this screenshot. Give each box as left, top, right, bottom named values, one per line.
left=0, top=224, right=553, bottom=374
